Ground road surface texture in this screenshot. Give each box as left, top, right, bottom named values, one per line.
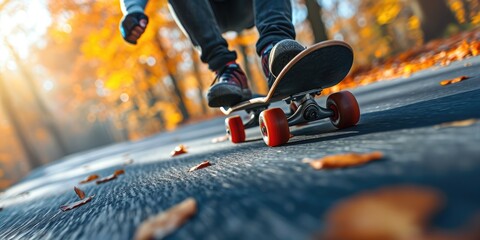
left=1, top=56, right=480, bottom=239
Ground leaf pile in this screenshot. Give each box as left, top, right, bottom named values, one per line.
left=326, top=29, right=480, bottom=95
left=134, top=198, right=197, bottom=240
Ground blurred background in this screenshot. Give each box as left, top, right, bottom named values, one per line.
left=0, top=0, right=478, bottom=190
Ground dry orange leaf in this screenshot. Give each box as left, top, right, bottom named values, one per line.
left=436, top=119, right=477, bottom=128
left=96, top=174, right=117, bottom=184
left=211, top=134, right=228, bottom=143
left=188, top=161, right=212, bottom=172
left=114, top=169, right=125, bottom=176
left=307, top=151, right=384, bottom=170
left=320, top=186, right=443, bottom=240
left=74, top=186, right=86, bottom=200
left=60, top=195, right=95, bottom=212
left=79, top=174, right=99, bottom=184
left=171, top=145, right=188, bottom=157
left=440, top=75, right=469, bottom=86
left=134, top=198, right=197, bottom=240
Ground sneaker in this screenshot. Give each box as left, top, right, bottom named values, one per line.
left=207, top=63, right=252, bottom=107
left=261, top=39, right=305, bottom=88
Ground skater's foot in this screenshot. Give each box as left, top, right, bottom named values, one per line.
left=261, top=39, right=305, bottom=88
left=207, top=62, right=252, bottom=107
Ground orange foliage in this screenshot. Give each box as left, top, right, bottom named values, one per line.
left=325, top=29, right=480, bottom=95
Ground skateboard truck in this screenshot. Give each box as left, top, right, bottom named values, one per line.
left=287, top=93, right=333, bottom=126
left=243, top=105, right=268, bottom=129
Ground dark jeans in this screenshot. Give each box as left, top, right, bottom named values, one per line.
left=168, top=0, right=296, bottom=71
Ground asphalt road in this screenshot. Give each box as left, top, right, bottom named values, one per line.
left=1, top=56, right=480, bottom=240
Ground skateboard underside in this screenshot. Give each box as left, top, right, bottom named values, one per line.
left=221, top=40, right=354, bottom=115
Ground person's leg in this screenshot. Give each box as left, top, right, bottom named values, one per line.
left=254, top=0, right=296, bottom=55
left=168, top=0, right=252, bottom=107
left=168, top=0, right=236, bottom=71
left=209, top=0, right=254, bottom=33
left=254, top=0, right=305, bottom=87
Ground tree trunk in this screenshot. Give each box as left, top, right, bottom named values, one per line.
left=154, top=36, right=190, bottom=122
left=460, top=0, right=471, bottom=22
left=411, top=0, right=459, bottom=42
left=0, top=74, right=42, bottom=168
left=4, top=40, right=68, bottom=156
left=190, top=48, right=207, bottom=114
left=305, top=0, right=329, bottom=42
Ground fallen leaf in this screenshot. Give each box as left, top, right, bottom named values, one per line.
left=436, top=119, right=477, bottom=128
left=79, top=174, right=99, bottom=184
left=307, top=151, right=384, bottom=170
left=211, top=134, right=228, bottom=143
left=124, top=159, right=134, bottom=165
left=440, top=75, right=469, bottom=86
left=114, top=169, right=125, bottom=176
left=74, top=186, right=86, bottom=200
left=134, top=198, right=197, bottom=240
left=60, top=195, right=95, bottom=212
left=188, top=161, right=212, bottom=172
left=171, top=145, right=188, bottom=157
left=320, top=186, right=443, bottom=240
left=96, top=174, right=117, bottom=184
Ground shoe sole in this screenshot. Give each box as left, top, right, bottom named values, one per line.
left=207, top=83, right=252, bottom=107
left=269, top=39, right=305, bottom=78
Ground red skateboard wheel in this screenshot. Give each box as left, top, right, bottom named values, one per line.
left=259, top=108, right=290, bottom=147
left=327, top=91, right=360, bottom=129
left=225, top=116, right=246, bottom=143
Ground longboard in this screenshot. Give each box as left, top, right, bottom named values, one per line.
left=220, top=40, right=354, bottom=115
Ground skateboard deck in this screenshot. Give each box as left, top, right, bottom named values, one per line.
left=220, top=40, right=353, bottom=115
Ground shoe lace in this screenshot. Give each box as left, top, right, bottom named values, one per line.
left=211, top=64, right=237, bottom=86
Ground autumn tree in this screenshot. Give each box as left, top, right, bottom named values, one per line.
left=305, top=0, right=329, bottom=42
left=410, top=0, right=459, bottom=42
